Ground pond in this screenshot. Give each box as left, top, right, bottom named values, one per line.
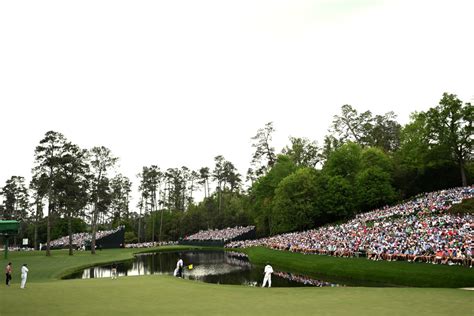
left=64, top=250, right=342, bottom=287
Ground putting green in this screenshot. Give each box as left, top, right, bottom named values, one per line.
left=2, top=276, right=473, bottom=316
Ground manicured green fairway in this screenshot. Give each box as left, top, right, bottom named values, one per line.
left=1, top=247, right=473, bottom=316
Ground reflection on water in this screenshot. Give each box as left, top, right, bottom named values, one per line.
left=65, top=250, right=341, bottom=287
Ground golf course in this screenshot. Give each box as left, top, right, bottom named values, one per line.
left=1, top=246, right=473, bottom=316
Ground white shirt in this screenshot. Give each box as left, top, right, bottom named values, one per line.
left=264, top=265, right=273, bottom=276
left=177, top=259, right=183, bottom=269
left=21, top=266, right=28, bottom=276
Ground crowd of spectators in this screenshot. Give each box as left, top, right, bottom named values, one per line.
left=49, top=226, right=124, bottom=249
left=125, top=241, right=177, bottom=248
left=226, top=187, right=473, bottom=267
left=184, top=226, right=255, bottom=242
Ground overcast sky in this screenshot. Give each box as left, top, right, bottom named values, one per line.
left=1, top=0, right=473, bottom=206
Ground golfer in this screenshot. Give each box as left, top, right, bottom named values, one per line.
left=175, top=258, right=184, bottom=278
left=20, top=264, right=29, bottom=289
left=262, top=262, right=273, bottom=288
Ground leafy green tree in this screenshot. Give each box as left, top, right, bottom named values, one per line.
left=32, top=130, right=68, bottom=256
left=321, top=135, right=341, bottom=162
left=164, top=167, right=187, bottom=211
left=55, top=142, right=90, bottom=255
left=88, top=146, right=118, bottom=254
left=137, top=165, right=162, bottom=242
left=356, top=147, right=396, bottom=212
left=323, top=142, right=362, bottom=181
left=198, top=167, right=211, bottom=198
left=315, top=174, right=356, bottom=221
left=360, top=147, right=393, bottom=172
left=249, top=155, right=297, bottom=236
left=282, top=137, right=321, bottom=168
left=29, top=175, right=48, bottom=250
left=250, top=122, right=276, bottom=176
left=331, top=104, right=373, bottom=145
left=223, top=160, right=241, bottom=193
left=330, top=105, right=401, bottom=152
left=1, top=176, right=29, bottom=246
left=1, top=176, right=29, bottom=220
left=188, top=170, right=199, bottom=204
left=355, top=167, right=396, bottom=212
left=394, top=112, right=440, bottom=197
left=110, top=174, right=132, bottom=224
left=271, top=168, right=319, bottom=234
left=322, top=145, right=396, bottom=217
left=371, top=112, right=401, bottom=152
left=213, top=155, right=226, bottom=213
left=395, top=112, right=430, bottom=169
left=425, top=93, right=472, bottom=186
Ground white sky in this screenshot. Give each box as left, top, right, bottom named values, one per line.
left=1, top=0, right=473, bottom=208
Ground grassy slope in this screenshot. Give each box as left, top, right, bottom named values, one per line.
left=240, top=247, right=474, bottom=288
left=1, top=247, right=473, bottom=316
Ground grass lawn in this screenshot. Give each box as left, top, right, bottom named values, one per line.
left=240, top=247, right=474, bottom=288
left=0, top=245, right=198, bottom=282
left=1, top=247, right=473, bottom=315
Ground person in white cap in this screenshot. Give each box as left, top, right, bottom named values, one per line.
left=262, top=262, right=273, bottom=288
left=20, top=264, right=29, bottom=289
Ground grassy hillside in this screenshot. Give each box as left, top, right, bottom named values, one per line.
left=239, top=247, right=474, bottom=288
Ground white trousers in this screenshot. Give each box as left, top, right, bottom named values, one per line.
left=262, top=274, right=271, bottom=288
left=21, top=275, right=27, bottom=288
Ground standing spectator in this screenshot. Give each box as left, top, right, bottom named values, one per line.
left=20, top=264, right=28, bottom=289
left=111, top=262, right=118, bottom=279
left=5, top=262, right=12, bottom=286
left=262, top=262, right=273, bottom=288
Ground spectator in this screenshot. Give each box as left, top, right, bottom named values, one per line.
left=5, top=262, right=12, bottom=286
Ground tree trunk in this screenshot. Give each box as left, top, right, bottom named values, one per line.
left=46, top=200, right=52, bottom=256
left=138, top=197, right=143, bottom=243
left=34, top=220, right=38, bottom=251
left=218, top=185, right=222, bottom=214
left=152, top=193, right=156, bottom=243
left=34, top=200, right=40, bottom=250
left=91, top=170, right=102, bottom=255
left=460, top=160, right=467, bottom=186
left=151, top=212, right=155, bottom=243
left=159, top=208, right=164, bottom=242
left=68, top=212, right=73, bottom=256
left=159, top=190, right=164, bottom=242
left=91, top=204, right=98, bottom=254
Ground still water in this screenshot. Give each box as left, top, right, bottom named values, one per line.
left=64, top=250, right=341, bottom=287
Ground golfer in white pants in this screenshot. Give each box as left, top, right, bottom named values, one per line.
left=262, top=263, right=273, bottom=288
left=20, top=264, right=29, bottom=289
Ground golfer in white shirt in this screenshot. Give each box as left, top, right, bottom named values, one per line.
left=262, top=262, right=273, bottom=288
left=20, top=264, right=29, bottom=289
left=174, top=258, right=184, bottom=278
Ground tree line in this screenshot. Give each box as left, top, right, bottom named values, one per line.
left=0, top=92, right=472, bottom=253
